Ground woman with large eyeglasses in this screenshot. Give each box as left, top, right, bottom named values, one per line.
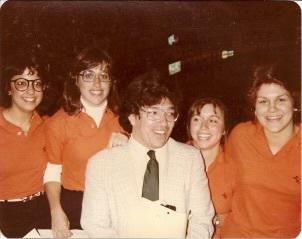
left=44, top=46, right=127, bottom=238
left=0, top=51, right=51, bottom=237
left=186, top=97, right=234, bottom=238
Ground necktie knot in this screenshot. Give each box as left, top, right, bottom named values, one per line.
left=147, top=150, right=156, bottom=161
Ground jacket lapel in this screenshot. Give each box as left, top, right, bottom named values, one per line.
left=111, top=147, right=140, bottom=207
left=163, top=139, right=187, bottom=212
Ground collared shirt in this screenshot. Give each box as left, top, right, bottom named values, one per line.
left=44, top=99, right=109, bottom=184
left=222, top=121, right=301, bottom=238
left=128, top=136, right=167, bottom=201
left=45, top=108, right=124, bottom=191
left=0, top=108, right=47, bottom=199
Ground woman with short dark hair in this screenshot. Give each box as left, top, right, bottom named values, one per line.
left=186, top=97, right=234, bottom=238
left=221, top=62, right=301, bottom=238
left=0, top=51, right=51, bottom=237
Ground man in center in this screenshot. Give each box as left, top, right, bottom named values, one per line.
left=81, top=69, right=214, bottom=238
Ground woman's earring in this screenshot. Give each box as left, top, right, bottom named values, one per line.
left=293, top=108, right=298, bottom=112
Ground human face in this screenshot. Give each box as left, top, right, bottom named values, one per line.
left=129, top=98, right=176, bottom=149
left=76, top=64, right=111, bottom=107
left=255, top=83, right=294, bottom=135
left=9, top=68, right=43, bottom=114
left=190, top=104, right=225, bottom=151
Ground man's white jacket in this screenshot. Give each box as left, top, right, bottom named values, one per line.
left=81, top=138, right=214, bottom=238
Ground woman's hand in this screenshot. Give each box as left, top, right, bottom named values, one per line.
left=51, top=207, right=73, bottom=238
left=107, top=132, right=129, bottom=148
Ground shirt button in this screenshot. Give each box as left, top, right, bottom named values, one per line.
left=17, top=131, right=22, bottom=136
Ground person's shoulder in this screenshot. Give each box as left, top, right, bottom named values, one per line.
left=230, top=121, right=257, bottom=136
left=169, top=138, right=198, bottom=150
left=48, top=108, right=69, bottom=121
left=33, top=112, right=49, bottom=128
left=104, top=109, right=119, bottom=120
left=232, top=121, right=254, bottom=131
left=227, top=121, right=260, bottom=146
left=105, top=144, right=129, bottom=157
left=89, top=144, right=129, bottom=165
left=47, top=108, right=77, bottom=126
left=168, top=138, right=200, bottom=159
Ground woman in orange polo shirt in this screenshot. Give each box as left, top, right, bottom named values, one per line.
left=0, top=51, right=51, bottom=237
left=44, top=47, right=127, bottom=238
left=221, top=62, right=301, bottom=238
left=186, top=97, right=234, bottom=238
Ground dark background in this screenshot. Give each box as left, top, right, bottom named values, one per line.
left=0, top=1, right=300, bottom=142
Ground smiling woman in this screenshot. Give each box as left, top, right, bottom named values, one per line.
left=221, top=62, right=301, bottom=238
left=43, top=46, right=127, bottom=238
left=8, top=71, right=44, bottom=121
left=186, top=97, right=234, bottom=238
left=77, top=64, right=112, bottom=108
left=0, top=51, right=51, bottom=237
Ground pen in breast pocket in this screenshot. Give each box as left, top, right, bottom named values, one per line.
left=160, top=203, right=176, bottom=211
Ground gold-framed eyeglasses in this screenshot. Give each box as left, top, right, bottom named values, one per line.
left=141, top=107, right=179, bottom=122
left=11, top=78, right=44, bottom=92
left=79, top=70, right=111, bottom=83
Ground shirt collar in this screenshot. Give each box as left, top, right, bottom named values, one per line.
left=129, top=135, right=168, bottom=160
left=0, top=108, right=42, bottom=133
left=80, top=97, right=107, bottom=126
left=80, top=96, right=107, bottom=114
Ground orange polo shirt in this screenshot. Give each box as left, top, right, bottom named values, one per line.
left=45, top=108, right=124, bottom=191
left=207, top=148, right=234, bottom=238
left=221, top=121, right=301, bottom=238
left=0, top=108, right=47, bottom=199
left=186, top=141, right=234, bottom=238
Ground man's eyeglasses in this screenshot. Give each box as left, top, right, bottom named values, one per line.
left=79, top=70, right=111, bottom=83
left=141, top=107, right=179, bottom=122
left=11, top=78, right=44, bottom=92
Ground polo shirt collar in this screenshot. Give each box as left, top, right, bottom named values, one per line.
left=0, top=108, right=42, bottom=134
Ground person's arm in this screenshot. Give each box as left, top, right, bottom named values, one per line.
left=44, top=114, right=71, bottom=238
left=81, top=151, right=117, bottom=238
left=186, top=150, right=215, bottom=239
left=45, top=181, right=72, bottom=238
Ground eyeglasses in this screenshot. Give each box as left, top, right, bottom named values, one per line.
left=11, top=78, right=44, bottom=92
left=141, top=107, right=179, bottom=122
left=79, top=70, right=111, bottom=83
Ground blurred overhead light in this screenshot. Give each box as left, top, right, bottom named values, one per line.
left=168, top=34, right=179, bottom=46
left=168, top=61, right=181, bottom=75
left=221, top=50, right=234, bottom=59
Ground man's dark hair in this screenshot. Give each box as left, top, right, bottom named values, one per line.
left=119, top=69, right=182, bottom=132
